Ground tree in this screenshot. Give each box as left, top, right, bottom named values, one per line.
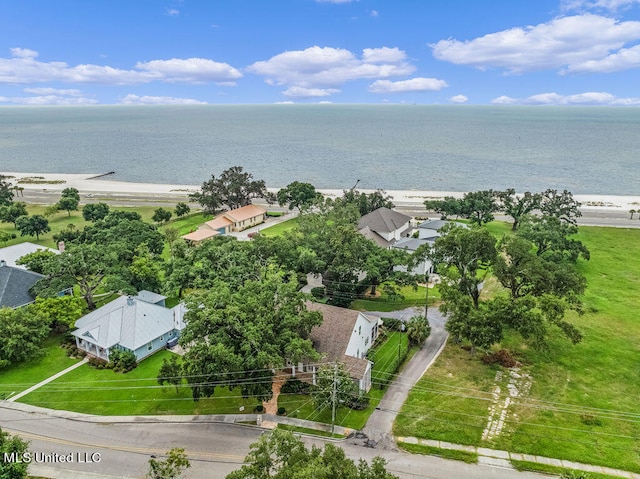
left=37, top=243, right=128, bottom=310
left=30, top=296, right=84, bottom=332
left=0, top=202, right=28, bottom=227
left=0, top=306, right=50, bottom=369
left=517, top=215, right=590, bottom=263
left=0, top=231, right=10, bottom=246
left=311, top=363, right=359, bottom=415
left=129, top=245, right=163, bottom=293
left=277, top=181, right=322, bottom=211
left=180, top=274, right=321, bottom=401
left=0, top=175, right=14, bottom=207
left=15, top=215, right=50, bottom=240
left=174, top=202, right=191, bottom=217
left=61, top=187, right=80, bottom=201
left=152, top=208, right=172, bottom=224
left=56, top=196, right=79, bottom=217
left=335, top=189, right=394, bottom=216
left=497, top=189, right=541, bottom=231
left=146, top=448, right=190, bottom=479
left=539, top=189, right=582, bottom=224
left=431, top=224, right=496, bottom=308
left=630, top=209, right=636, bottom=220
left=0, top=426, right=29, bottom=479
left=163, top=226, right=181, bottom=258
left=424, top=196, right=462, bottom=219
left=82, top=202, right=110, bottom=221
left=189, top=166, right=269, bottom=213
left=158, top=355, right=183, bottom=393
left=460, top=190, right=499, bottom=226
left=406, top=314, right=431, bottom=346
left=226, top=429, right=399, bottom=479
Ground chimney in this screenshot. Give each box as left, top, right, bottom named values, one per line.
left=127, top=296, right=134, bottom=306
left=58, top=241, right=66, bottom=252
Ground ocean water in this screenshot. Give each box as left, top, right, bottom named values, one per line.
left=0, top=105, right=639, bottom=195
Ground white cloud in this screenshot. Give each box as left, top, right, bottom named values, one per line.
left=491, top=91, right=640, bottom=105
left=0, top=95, right=98, bottom=105
left=369, top=10, right=379, bottom=17
left=491, top=95, right=518, bottom=104
left=450, top=94, right=468, bottom=103
left=562, top=0, right=640, bottom=11
left=368, top=77, right=448, bottom=93
left=118, top=94, right=206, bottom=105
left=23, top=87, right=84, bottom=96
left=248, top=46, right=415, bottom=98
left=166, top=8, right=180, bottom=16
left=0, top=48, right=242, bottom=85
left=565, top=43, right=640, bottom=72
left=432, top=14, right=640, bottom=74
left=282, top=86, right=340, bottom=99
left=136, top=58, right=242, bottom=84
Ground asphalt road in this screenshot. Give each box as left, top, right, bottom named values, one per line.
left=0, top=404, right=547, bottom=479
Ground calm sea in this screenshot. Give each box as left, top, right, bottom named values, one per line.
left=0, top=105, right=638, bottom=195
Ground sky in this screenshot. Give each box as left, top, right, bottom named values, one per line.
left=2, top=0, right=640, bottom=106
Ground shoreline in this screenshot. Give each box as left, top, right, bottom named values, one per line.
left=2, top=171, right=639, bottom=212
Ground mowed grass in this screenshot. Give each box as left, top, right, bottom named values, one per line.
left=0, top=335, right=79, bottom=399
left=19, top=350, right=263, bottom=416
left=394, top=224, right=640, bottom=472
left=352, top=284, right=439, bottom=312
left=259, top=217, right=299, bottom=237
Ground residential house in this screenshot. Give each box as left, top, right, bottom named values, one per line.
left=0, top=242, right=59, bottom=269
left=72, top=293, right=186, bottom=362
left=182, top=204, right=267, bottom=243
left=292, top=302, right=381, bottom=392
left=357, top=207, right=411, bottom=248
left=0, top=260, right=44, bottom=308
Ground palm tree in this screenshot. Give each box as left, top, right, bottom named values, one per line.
left=630, top=209, right=637, bottom=220
left=406, top=315, right=431, bottom=347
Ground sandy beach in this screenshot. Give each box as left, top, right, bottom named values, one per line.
left=2, top=171, right=639, bottom=213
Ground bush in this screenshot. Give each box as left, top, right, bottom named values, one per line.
left=310, top=287, right=325, bottom=299
left=109, top=349, right=137, bottom=373
left=277, top=407, right=286, bottom=416
left=382, top=317, right=403, bottom=331
left=255, top=405, right=264, bottom=413
left=346, top=392, right=370, bottom=411
left=281, top=378, right=311, bottom=394
left=88, top=357, right=108, bottom=369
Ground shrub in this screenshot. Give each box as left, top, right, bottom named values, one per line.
left=310, top=287, right=325, bottom=299
left=346, top=392, right=370, bottom=410
left=277, top=407, right=286, bottom=416
left=255, top=405, right=264, bottom=413
left=382, top=317, right=402, bottom=331
left=281, top=378, right=311, bottom=394
left=109, top=349, right=137, bottom=373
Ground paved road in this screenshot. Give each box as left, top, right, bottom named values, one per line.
left=0, top=403, right=547, bottom=479
left=362, top=307, right=448, bottom=447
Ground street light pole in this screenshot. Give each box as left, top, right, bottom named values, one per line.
left=424, top=272, right=429, bottom=320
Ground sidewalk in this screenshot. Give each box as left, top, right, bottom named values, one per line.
left=7, top=358, right=89, bottom=402
left=397, top=436, right=640, bottom=479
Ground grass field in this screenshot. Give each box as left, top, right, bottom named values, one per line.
left=394, top=223, right=640, bottom=472
left=19, top=350, right=263, bottom=416
left=0, top=335, right=79, bottom=400
left=259, top=217, right=299, bottom=237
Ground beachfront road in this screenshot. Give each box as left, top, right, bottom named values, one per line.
left=0, top=405, right=547, bottom=479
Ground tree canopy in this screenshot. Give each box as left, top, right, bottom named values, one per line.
left=190, top=166, right=270, bottom=214
left=0, top=426, right=29, bottom=479
left=227, top=429, right=399, bottom=479
left=82, top=202, right=110, bottom=221
left=0, top=202, right=28, bottom=227
left=0, top=306, right=50, bottom=369
left=180, top=274, right=321, bottom=401
left=277, top=181, right=322, bottom=211
left=497, top=189, right=541, bottom=231
left=0, top=176, right=14, bottom=207
left=16, top=215, right=50, bottom=240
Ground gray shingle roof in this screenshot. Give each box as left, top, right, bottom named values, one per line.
left=134, top=290, right=167, bottom=305
left=0, top=263, right=43, bottom=308
left=417, top=219, right=450, bottom=231
left=358, top=207, right=411, bottom=234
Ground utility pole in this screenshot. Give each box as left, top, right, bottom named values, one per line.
left=331, top=362, right=338, bottom=435
left=424, top=272, right=429, bottom=320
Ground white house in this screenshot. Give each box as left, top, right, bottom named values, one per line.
left=297, top=302, right=382, bottom=392
left=182, top=204, right=267, bottom=243
left=72, top=293, right=186, bottom=362
left=357, top=207, right=411, bottom=248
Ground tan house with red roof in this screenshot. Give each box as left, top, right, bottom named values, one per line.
left=293, top=302, right=381, bottom=392
left=183, top=204, right=267, bottom=242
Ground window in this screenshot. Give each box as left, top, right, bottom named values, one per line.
left=147, top=342, right=153, bottom=351
left=159, top=335, right=164, bottom=341
left=358, top=325, right=362, bottom=336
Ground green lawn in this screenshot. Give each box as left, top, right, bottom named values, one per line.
left=0, top=335, right=79, bottom=400
left=259, top=217, right=299, bottom=237
left=395, top=223, right=640, bottom=473
left=19, top=350, right=263, bottom=416
left=352, top=283, right=438, bottom=312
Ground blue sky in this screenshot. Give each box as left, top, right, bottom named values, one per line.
left=2, top=0, right=640, bottom=105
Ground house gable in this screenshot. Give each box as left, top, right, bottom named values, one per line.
left=358, top=207, right=411, bottom=245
